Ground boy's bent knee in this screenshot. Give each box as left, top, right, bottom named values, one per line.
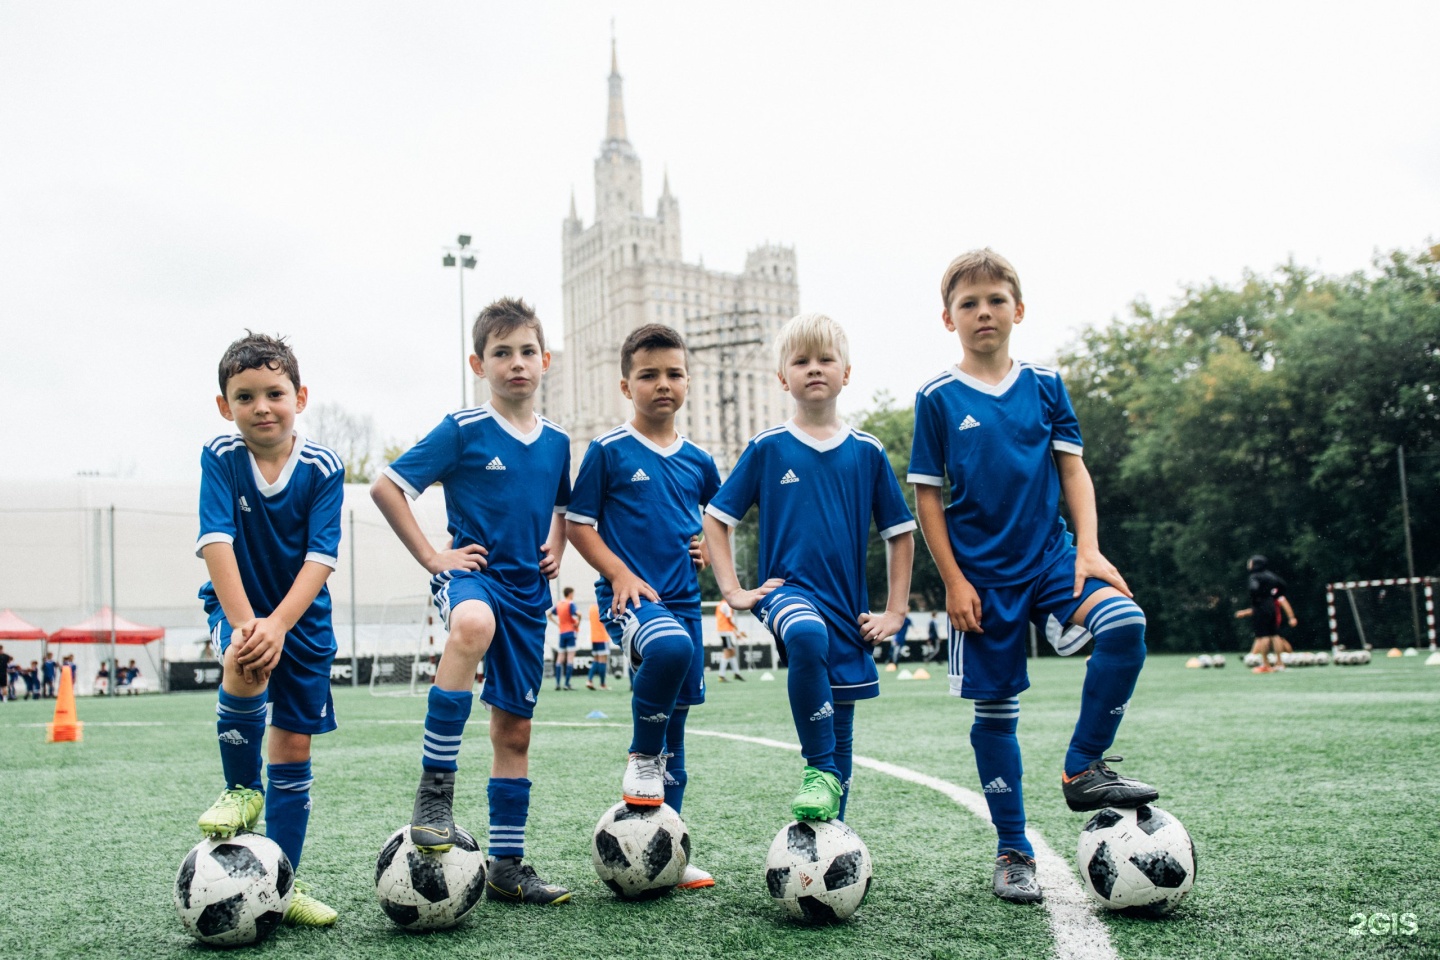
left=1085, top=597, right=1147, bottom=662
left=447, top=601, right=495, bottom=652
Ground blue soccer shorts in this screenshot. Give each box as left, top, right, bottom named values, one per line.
left=208, top=607, right=338, bottom=736
left=754, top=585, right=880, bottom=702
left=431, top=570, right=548, bottom=719
left=601, top=599, right=705, bottom=707
left=947, top=551, right=1113, bottom=701
left=557, top=631, right=577, bottom=650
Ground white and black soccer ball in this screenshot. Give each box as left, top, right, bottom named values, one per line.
left=765, top=820, right=873, bottom=924
left=1077, top=805, right=1195, bottom=914
left=592, top=801, right=690, bottom=899
left=1243, top=653, right=1261, bottom=668
left=175, top=832, right=293, bottom=947
left=1212, top=654, right=1226, bottom=668
left=375, top=825, right=486, bottom=931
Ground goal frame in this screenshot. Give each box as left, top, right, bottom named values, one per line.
left=1325, top=576, right=1437, bottom=651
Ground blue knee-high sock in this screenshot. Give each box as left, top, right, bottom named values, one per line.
left=626, top=607, right=693, bottom=755
left=834, top=702, right=855, bottom=821
left=422, top=685, right=473, bottom=772
left=266, top=760, right=312, bottom=870
left=1065, top=597, right=1147, bottom=777
left=216, top=689, right=267, bottom=791
left=563, top=662, right=573, bottom=686
left=597, top=661, right=608, bottom=685
left=663, top=708, right=689, bottom=812
left=488, top=777, right=530, bottom=859
left=972, top=698, right=1030, bottom=857
left=769, top=595, right=838, bottom=777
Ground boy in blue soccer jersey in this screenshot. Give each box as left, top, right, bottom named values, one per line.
left=909, top=249, right=1158, bottom=904
left=371, top=297, right=573, bottom=905
left=195, top=332, right=344, bottom=926
left=565, top=324, right=722, bottom=890
left=704, top=314, right=916, bottom=823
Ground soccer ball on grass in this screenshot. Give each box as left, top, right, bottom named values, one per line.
left=1076, top=805, right=1194, bottom=914
left=374, top=825, right=486, bottom=931
left=592, top=801, right=690, bottom=899
left=764, top=819, right=873, bottom=923
left=175, top=831, right=293, bottom=947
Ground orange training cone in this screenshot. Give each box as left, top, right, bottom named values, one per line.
left=45, top=664, right=83, bottom=742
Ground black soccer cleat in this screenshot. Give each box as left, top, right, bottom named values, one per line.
left=1062, top=756, right=1159, bottom=812
left=485, top=857, right=571, bottom=905
left=993, top=849, right=1043, bottom=903
left=410, top=770, right=456, bottom=852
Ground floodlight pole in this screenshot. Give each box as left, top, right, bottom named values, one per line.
left=349, top=509, right=358, bottom=687
left=108, top=504, right=117, bottom=698
left=442, top=235, right=477, bottom=409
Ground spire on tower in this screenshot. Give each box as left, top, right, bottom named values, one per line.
left=661, top=167, right=671, bottom=199
left=569, top=186, right=578, bottom=221
left=606, top=34, right=628, bottom=143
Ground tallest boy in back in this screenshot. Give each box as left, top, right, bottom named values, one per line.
left=372, top=297, right=573, bottom=905
left=908, top=249, right=1158, bottom=904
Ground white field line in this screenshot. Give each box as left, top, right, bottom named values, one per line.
left=686, top=728, right=1120, bottom=960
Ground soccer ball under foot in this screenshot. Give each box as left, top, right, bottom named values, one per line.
left=592, top=801, right=690, bottom=899
left=1076, top=805, right=1195, bottom=914
left=765, top=819, right=872, bottom=923
left=175, top=831, right=293, bottom=947
left=375, top=825, right=486, bottom=931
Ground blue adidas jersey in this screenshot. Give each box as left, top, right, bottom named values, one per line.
left=908, top=362, right=1083, bottom=587
left=706, top=422, right=916, bottom=638
left=196, top=433, right=344, bottom=651
left=567, top=424, right=722, bottom=614
left=384, top=403, right=571, bottom=611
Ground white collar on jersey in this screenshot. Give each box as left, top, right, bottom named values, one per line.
left=950, top=360, right=1022, bottom=397
left=623, top=422, right=685, bottom=457
left=249, top=431, right=305, bottom=498
left=483, top=401, right=546, bottom=445
left=783, top=419, right=851, bottom=453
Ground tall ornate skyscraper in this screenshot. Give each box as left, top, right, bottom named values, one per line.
left=550, top=39, right=799, bottom=472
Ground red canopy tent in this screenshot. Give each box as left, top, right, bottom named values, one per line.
left=49, top=607, right=166, bottom=695
left=0, top=609, right=47, bottom=640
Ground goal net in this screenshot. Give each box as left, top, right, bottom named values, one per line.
left=367, top=594, right=442, bottom=696
left=1325, top=577, right=1437, bottom=651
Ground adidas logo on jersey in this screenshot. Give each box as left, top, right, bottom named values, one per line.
left=983, top=777, right=1012, bottom=794
left=486, top=457, right=506, bottom=471
left=959, top=415, right=981, bottom=431
left=524, top=688, right=535, bottom=703
left=780, top=469, right=800, bottom=485
left=631, top=469, right=650, bottom=482
left=238, top=496, right=252, bottom=513
left=218, top=729, right=249, bottom=745
left=810, top=701, right=834, bottom=721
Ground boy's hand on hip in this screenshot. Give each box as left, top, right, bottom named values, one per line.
left=946, top=578, right=983, bottom=634
left=689, top=535, right=709, bottom=572
left=428, top=543, right=488, bottom=575
left=724, top=578, right=784, bottom=611
left=858, top=609, right=905, bottom=643
left=538, top=542, right=559, bottom=579
left=1073, top=547, right=1131, bottom=598
left=609, top=572, right=660, bottom=617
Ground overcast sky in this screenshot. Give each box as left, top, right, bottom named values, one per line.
left=3, top=2, right=1437, bottom=481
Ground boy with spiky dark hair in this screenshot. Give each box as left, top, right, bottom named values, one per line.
left=373, top=296, right=573, bottom=905
left=910, top=248, right=1157, bottom=904
left=196, top=331, right=344, bottom=926
left=565, top=323, right=721, bottom=888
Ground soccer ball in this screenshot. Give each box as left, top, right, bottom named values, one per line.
left=1077, top=805, right=1195, bottom=914
left=374, top=825, right=486, bottom=931
left=1243, top=653, right=1261, bottom=668
left=592, top=801, right=690, bottom=899
left=1197, top=654, right=1213, bottom=669
left=1212, top=654, right=1226, bottom=668
left=174, top=832, right=293, bottom=947
left=764, top=820, right=873, bottom=923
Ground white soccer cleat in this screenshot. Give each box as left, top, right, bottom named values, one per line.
left=622, top=753, right=665, bottom=807
left=676, top=863, right=714, bottom=889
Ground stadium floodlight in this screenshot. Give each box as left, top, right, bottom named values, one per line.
left=441, top=234, right=477, bottom=408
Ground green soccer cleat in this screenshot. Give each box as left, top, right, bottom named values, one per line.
left=283, top=880, right=338, bottom=926
left=791, top=766, right=843, bottom=822
left=197, top=786, right=264, bottom=839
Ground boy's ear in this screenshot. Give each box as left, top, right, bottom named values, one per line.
left=619, top=376, right=634, bottom=400
left=468, top=353, right=483, bottom=376
left=941, top=309, right=957, bottom=332
left=842, top=363, right=852, bottom=386
left=541, top=349, right=552, bottom=374
left=215, top=394, right=235, bottom=422
left=1013, top=300, right=1025, bottom=324
left=294, top=385, right=308, bottom=415
left=777, top=370, right=791, bottom=393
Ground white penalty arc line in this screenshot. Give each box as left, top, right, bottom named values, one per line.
left=686, top=728, right=1119, bottom=960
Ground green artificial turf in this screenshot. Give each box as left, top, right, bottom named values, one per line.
left=2, top=654, right=1436, bottom=959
